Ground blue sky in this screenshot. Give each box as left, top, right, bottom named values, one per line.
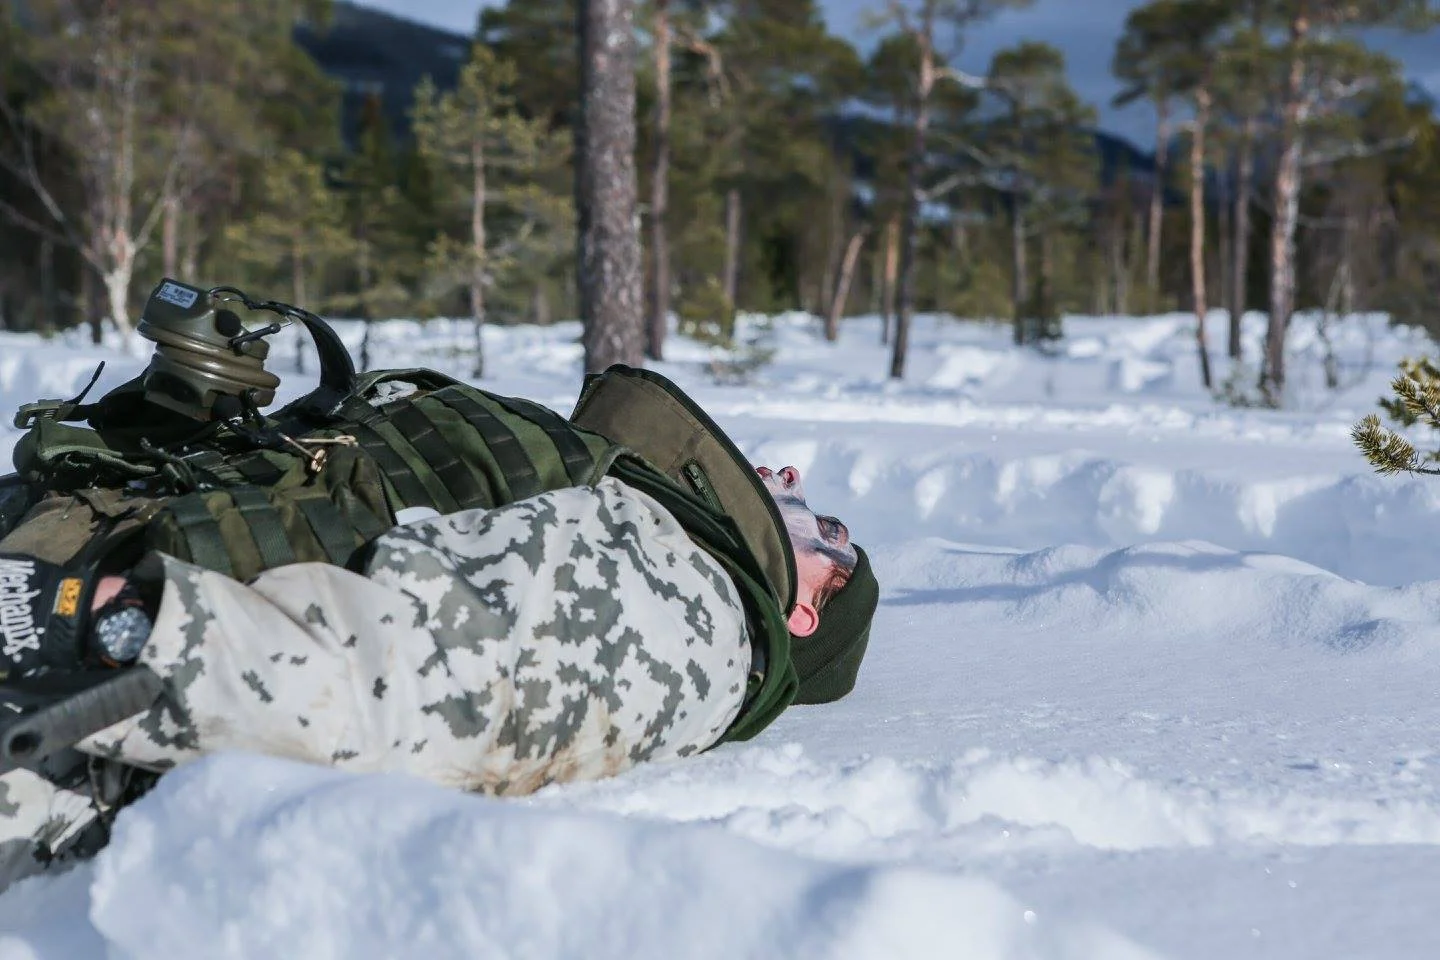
left=352, top=0, right=1440, bottom=149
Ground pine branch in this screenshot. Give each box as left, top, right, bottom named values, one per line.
left=1351, top=414, right=1440, bottom=475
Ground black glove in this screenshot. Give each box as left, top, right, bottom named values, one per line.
left=0, top=553, right=89, bottom=679
left=0, top=554, right=153, bottom=680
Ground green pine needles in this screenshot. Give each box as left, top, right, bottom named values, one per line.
left=1354, top=357, right=1440, bottom=475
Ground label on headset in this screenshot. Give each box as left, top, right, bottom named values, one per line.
left=156, top=281, right=200, bottom=309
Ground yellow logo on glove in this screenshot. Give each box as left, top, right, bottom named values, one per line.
left=54, top=577, right=83, bottom=618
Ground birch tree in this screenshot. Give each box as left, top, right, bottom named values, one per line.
left=1257, top=0, right=1436, bottom=403
left=0, top=0, right=328, bottom=335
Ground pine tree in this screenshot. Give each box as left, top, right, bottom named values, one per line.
left=412, top=45, right=573, bottom=378
left=1121, top=0, right=1236, bottom=390
left=576, top=0, right=645, bottom=373
left=224, top=150, right=353, bottom=312
left=984, top=42, right=1096, bottom=344
left=1354, top=358, right=1440, bottom=475
left=870, top=0, right=1034, bottom=380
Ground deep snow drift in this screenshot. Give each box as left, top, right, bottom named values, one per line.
left=2, top=308, right=1439, bottom=959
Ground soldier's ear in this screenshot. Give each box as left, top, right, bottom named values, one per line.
left=787, top=601, right=819, bottom=638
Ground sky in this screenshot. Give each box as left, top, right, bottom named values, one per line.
left=350, top=0, right=1440, bottom=148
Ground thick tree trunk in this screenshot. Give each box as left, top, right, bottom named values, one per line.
left=1264, top=18, right=1309, bottom=403
left=881, top=215, right=899, bottom=345
left=722, top=188, right=741, bottom=307
left=891, top=40, right=934, bottom=380
left=1230, top=113, right=1256, bottom=360
left=825, top=228, right=867, bottom=342
left=1147, top=101, right=1169, bottom=304
left=647, top=0, right=671, bottom=361
left=576, top=0, right=644, bottom=374
left=470, top=138, right=488, bottom=378
left=1012, top=197, right=1028, bottom=345
left=1190, top=91, right=1213, bottom=391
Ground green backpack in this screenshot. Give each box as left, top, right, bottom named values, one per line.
left=0, top=285, right=798, bottom=742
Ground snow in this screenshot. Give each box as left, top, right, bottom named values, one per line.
left=3, top=307, right=1440, bottom=958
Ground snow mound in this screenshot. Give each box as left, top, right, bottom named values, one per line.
left=3, top=754, right=1156, bottom=960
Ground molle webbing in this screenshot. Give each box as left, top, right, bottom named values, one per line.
left=140, top=383, right=619, bottom=584
left=343, top=385, right=616, bottom=518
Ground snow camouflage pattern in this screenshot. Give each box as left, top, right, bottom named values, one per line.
left=0, top=477, right=750, bottom=888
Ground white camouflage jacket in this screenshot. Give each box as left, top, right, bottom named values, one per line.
left=0, top=477, right=750, bottom=889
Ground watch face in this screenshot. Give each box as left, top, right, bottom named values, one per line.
left=93, top=606, right=152, bottom=663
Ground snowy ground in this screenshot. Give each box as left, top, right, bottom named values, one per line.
left=2, top=307, right=1439, bottom=958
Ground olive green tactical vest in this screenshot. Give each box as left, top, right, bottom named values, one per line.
left=0, top=366, right=798, bottom=743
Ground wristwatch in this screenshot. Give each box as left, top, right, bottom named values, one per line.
left=89, top=581, right=154, bottom=664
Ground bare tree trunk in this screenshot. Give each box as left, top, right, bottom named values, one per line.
left=1264, top=17, right=1309, bottom=403
left=471, top=138, right=488, bottom=379
left=292, top=231, right=308, bottom=374
left=181, top=206, right=199, bottom=281
left=1147, top=101, right=1169, bottom=304
left=1190, top=91, right=1213, bottom=390
left=820, top=182, right=846, bottom=320
left=39, top=237, right=55, bottom=336
left=1037, top=227, right=1054, bottom=337
left=647, top=0, right=671, bottom=361
left=722, top=188, right=741, bottom=306
left=576, top=0, right=643, bottom=374
left=1217, top=158, right=1232, bottom=330
left=881, top=215, right=899, bottom=344
left=1012, top=197, right=1028, bottom=345
left=102, top=261, right=134, bottom=339
left=1126, top=209, right=1144, bottom=314
left=825, top=228, right=867, bottom=342
left=162, top=192, right=179, bottom=278
left=891, top=31, right=935, bottom=380
left=1110, top=206, right=1129, bottom=315
left=79, top=263, right=102, bottom=344
left=1230, top=114, right=1255, bottom=360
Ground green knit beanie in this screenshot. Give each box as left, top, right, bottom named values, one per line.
left=791, top=544, right=879, bottom=704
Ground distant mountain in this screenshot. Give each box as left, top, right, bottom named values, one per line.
left=294, top=1, right=471, bottom=144
left=297, top=1, right=1164, bottom=201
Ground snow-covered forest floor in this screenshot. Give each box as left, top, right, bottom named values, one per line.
left=2, top=308, right=1439, bottom=959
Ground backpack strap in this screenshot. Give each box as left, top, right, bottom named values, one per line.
left=165, top=494, right=235, bottom=578
left=227, top=487, right=298, bottom=570
left=491, top=395, right=601, bottom=488
left=428, top=391, right=541, bottom=502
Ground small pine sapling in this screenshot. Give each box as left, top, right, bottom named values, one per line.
left=1353, top=357, right=1440, bottom=475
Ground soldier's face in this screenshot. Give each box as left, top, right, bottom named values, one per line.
left=756, top=465, right=856, bottom=605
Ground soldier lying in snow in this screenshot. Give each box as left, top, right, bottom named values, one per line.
left=0, top=281, right=879, bottom=890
